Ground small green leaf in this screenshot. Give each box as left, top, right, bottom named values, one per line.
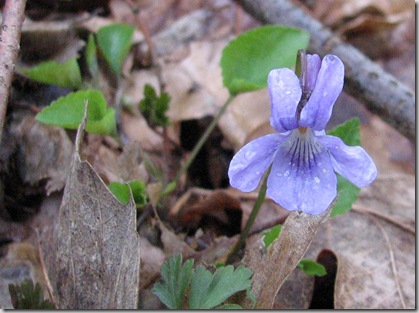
left=297, top=259, right=327, bottom=277
left=188, top=264, right=253, bottom=309
left=21, top=58, right=82, bottom=89
left=108, top=182, right=131, bottom=205
left=152, top=254, right=194, bottom=309
left=139, top=84, right=171, bottom=127
left=97, top=23, right=134, bottom=75
left=221, top=25, right=310, bottom=95
left=327, top=118, right=361, bottom=217
left=85, top=34, right=99, bottom=86
left=262, top=224, right=282, bottom=250
left=128, top=180, right=147, bottom=207
left=327, top=118, right=361, bottom=146
left=108, top=180, right=147, bottom=207
left=160, top=181, right=177, bottom=197
left=35, top=89, right=116, bottom=136
left=8, top=279, right=55, bottom=309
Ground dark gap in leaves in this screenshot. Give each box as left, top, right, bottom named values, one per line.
left=1, top=142, right=45, bottom=222
left=309, top=249, right=338, bottom=309
left=180, top=117, right=234, bottom=189
left=11, top=74, right=72, bottom=109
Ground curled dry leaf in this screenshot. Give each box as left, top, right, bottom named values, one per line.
left=273, top=173, right=414, bottom=309
left=170, top=189, right=242, bottom=237
left=20, top=18, right=84, bottom=64
left=160, top=39, right=271, bottom=150
left=308, top=0, right=414, bottom=58
left=39, top=109, right=140, bottom=309
left=10, top=115, right=73, bottom=195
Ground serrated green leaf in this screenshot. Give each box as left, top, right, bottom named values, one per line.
left=108, top=182, right=131, bottom=205
left=297, top=259, right=327, bottom=277
left=97, top=23, right=134, bottom=75
left=108, top=180, right=147, bottom=207
left=189, top=264, right=253, bottom=309
left=139, top=84, right=170, bottom=127
left=262, top=224, right=282, bottom=250
left=221, top=25, right=310, bottom=95
left=152, top=254, right=194, bottom=309
left=21, top=57, right=82, bottom=89
left=35, top=89, right=116, bottom=136
left=327, top=118, right=361, bottom=217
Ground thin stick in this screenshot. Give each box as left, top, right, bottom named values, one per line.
left=0, top=0, right=27, bottom=144
left=236, top=0, right=415, bottom=141
left=364, top=213, right=407, bottom=309
left=35, top=229, right=58, bottom=308
left=352, top=204, right=415, bottom=235
left=175, top=95, right=235, bottom=183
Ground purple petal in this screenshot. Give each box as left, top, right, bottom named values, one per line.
left=268, top=68, right=301, bottom=132
left=306, top=54, right=321, bottom=91
left=228, top=133, right=287, bottom=192
left=266, top=131, right=337, bottom=214
left=318, top=135, right=377, bottom=187
left=299, top=54, right=344, bottom=130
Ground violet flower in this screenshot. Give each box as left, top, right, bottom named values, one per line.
left=228, top=52, right=377, bottom=215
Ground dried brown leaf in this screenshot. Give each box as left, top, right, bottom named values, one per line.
left=241, top=205, right=333, bottom=309
left=275, top=173, right=415, bottom=309
left=39, top=109, right=140, bottom=309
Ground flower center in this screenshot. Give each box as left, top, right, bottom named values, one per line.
left=286, top=129, right=322, bottom=171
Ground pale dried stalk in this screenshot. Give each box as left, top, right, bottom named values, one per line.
left=236, top=0, right=415, bottom=141
left=0, top=0, right=26, bottom=143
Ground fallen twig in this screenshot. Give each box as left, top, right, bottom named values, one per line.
left=236, top=0, right=415, bottom=141
left=0, top=0, right=27, bottom=143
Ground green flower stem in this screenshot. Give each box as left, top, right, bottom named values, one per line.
left=174, top=95, right=235, bottom=183
left=228, top=167, right=270, bottom=262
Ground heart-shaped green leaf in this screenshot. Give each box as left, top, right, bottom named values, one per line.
left=97, top=23, right=135, bottom=75
left=221, top=25, right=309, bottom=95
left=327, top=118, right=362, bottom=217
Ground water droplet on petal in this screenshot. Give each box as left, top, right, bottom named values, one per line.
left=284, top=170, right=290, bottom=177
left=322, top=168, right=327, bottom=173
left=276, top=172, right=282, bottom=177
left=256, top=171, right=260, bottom=175
left=323, top=91, right=328, bottom=97
left=314, top=177, right=320, bottom=183
left=245, top=151, right=255, bottom=160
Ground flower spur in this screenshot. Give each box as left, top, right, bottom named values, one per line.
left=228, top=51, right=377, bottom=215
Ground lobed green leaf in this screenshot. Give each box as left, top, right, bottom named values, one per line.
left=8, top=279, right=55, bottom=309
left=152, top=254, right=194, bottom=309
left=139, top=84, right=171, bottom=127
left=188, top=264, right=253, bottom=309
